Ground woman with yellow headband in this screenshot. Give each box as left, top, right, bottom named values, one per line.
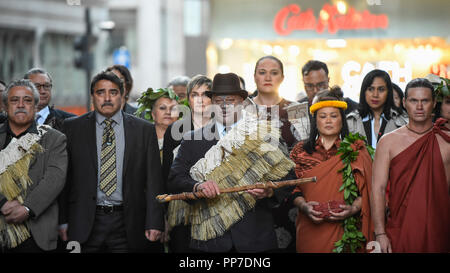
left=290, top=87, right=374, bottom=253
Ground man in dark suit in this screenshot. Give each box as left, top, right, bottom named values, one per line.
left=24, top=68, right=76, bottom=131
left=167, top=73, right=278, bottom=253
left=0, top=79, right=67, bottom=252
left=59, top=71, right=164, bottom=252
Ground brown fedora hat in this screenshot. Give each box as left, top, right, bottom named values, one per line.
left=205, top=73, right=248, bottom=99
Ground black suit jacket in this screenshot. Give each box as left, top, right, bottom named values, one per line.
left=0, top=112, right=6, bottom=124
left=167, top=122, right=278, bottom=253
left=123, top=103, right=138, bottom=115
left=59, top=111, right=164, bottom=251
left=44, top=106, right=76, bottom=131
left=161, top=119, right=194, bottom=185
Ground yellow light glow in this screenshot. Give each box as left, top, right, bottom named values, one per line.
left=393, top=43, right=404, bottom=54
left=273, top=45, right=284, bottom=55
left=320, top=10, right=330, bottom=21
left=218, top=65, right=230, bottom=73
left=262, top=44, right=273, bottom=55
left=326, top=39, right=347, bottom=48
left=337, top=1, right=347, bottom=15
left=220, top=38, right=233, bottom=50
left=206, top=45, right=218, bottom=64
left=312, top=49, right=338, bottom=62
left=289, top=45, right=300, bottom=57
left=406, top=47, right=442, bottom=66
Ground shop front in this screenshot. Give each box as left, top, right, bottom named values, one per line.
left=207, top=0, right=450, bottom=101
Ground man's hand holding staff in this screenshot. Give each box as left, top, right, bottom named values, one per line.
left=156, top=177, right=316, bottom=203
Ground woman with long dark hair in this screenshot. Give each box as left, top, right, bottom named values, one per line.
left=290, top=88, right=373, bottom=253
left=346, top=69, right=408, bottom=149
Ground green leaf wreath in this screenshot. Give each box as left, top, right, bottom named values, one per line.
left=426, top=74, right=450, bottom=102
left=135, top=87, right=189, bottom=122
left=333, top=133, right=374, bottom=253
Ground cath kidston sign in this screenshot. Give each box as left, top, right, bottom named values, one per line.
left=273, top=3, right=389, bottom=36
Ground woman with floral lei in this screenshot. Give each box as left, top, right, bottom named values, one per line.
left=290, top=87, right=374, bottom=253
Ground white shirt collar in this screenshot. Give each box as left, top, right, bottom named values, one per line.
left=36, top=106, right=50, bottom=125
left=362, top=113, right=386, bottom=122
left=95, top=110, right=123, bottom=126
left=362, top=113, right=386, bottom=149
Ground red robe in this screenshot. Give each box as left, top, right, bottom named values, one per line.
left=290, top=138, right=374, bottom=253
left=386, top=118, right=450, bottom=252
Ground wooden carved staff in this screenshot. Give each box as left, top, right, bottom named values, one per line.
left=156, top=177, right=316, bottom=203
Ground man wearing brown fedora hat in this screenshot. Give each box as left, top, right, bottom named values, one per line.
left=205, top=72, right=248, bottom=130
left=168, top=73, right=278, bottom=253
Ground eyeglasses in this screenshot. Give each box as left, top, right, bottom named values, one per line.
left=34, top=83, right=52, bottom=91
left=304, top=81, right=328, bottom=92
left=212, top=96, right=239, bottom=106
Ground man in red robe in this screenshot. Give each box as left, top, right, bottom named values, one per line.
left=371, top=78, right=450, bottom=253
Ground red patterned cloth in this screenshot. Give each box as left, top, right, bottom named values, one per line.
left=290, top=137, right=374, bottom=253
left=386, top=118, right=450, bottom=252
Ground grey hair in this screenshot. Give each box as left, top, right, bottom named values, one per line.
left=24, top=67, right=53, bottom=84
left=168, top=75, right=190, bottom=87
left=2, top=79, right=40, bottom=107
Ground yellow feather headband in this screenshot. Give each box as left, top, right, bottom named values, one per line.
left=310, top=100, right=348, bottom=114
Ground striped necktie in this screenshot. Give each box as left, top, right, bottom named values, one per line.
left=35, top=114, right=41, bottom=124
left=99, top=119, right=117, bottom=196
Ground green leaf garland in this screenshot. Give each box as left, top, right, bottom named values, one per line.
left=135, top=87, right=180, bottom=122
left=332, top=133, right=373, bottom=253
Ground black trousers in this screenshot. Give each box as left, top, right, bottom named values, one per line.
left=169, top=225, right=194, bottom=253
left=82, top=210, right=129, bottom=253
left=2, top=237, right=44, bottom=253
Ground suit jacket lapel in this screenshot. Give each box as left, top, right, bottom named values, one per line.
left=0, top=123, right=6, bottom=149
left=44, top=108, right=55, bottom=125
left=86, top=112, right=98, bottom=174
left=122, top=112, right=132, bottom=176
left=201, top=121, right=220, bottom=143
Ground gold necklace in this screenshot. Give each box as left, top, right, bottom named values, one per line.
left=405, top=124, right=433, bottom=135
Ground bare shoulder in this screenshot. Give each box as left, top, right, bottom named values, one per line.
left=377, top=126, right=405, bottom=148
left=377, top=126, right=413, bottom=160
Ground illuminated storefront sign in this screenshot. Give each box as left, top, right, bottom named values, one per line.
left=341, top=61, right=412, bottom=101
left=273, top=3, right=389, bottom=36
left=209, top=0, right=449, bottom=101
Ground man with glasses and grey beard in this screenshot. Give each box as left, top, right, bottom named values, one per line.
left=24, top=68, right=75, bottom=131
left=299, top=60, right=358, bottom=115
left=0, top=79, right=67, bottom=252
